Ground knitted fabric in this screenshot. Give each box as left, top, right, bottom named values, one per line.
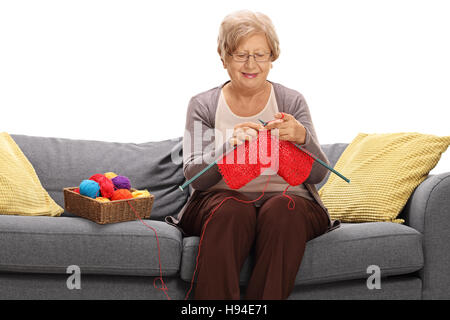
left=217, top=130, right=314, bottom=189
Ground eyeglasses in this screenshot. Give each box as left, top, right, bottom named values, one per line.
left=229, top=51, right=272, bottom=62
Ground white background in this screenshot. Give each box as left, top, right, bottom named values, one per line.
left=1, top=0, right=449, bottom=173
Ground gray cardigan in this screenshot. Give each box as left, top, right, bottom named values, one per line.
left=166, top=80, right=340, bottom=233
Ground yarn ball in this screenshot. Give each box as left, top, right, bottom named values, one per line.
left=95, top=197, right=111, bottom=202
left=111, top=175, right=131, bottom=190
left=89, top=173, right=114, bottom=198
left=73, top=188, right=80, bottom=194
left=104, top=172, right=118, bottom=180
left=89, top=173, right=105, bottom=182
left=132, top=189, right=150, bottom=198
left=111, top=189, right=133, bottom=201
left=79, top=180, right=101, bottom=199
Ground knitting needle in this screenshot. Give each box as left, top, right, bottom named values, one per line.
left=258, top=119, right=350, bottom=183
left=178, top=144, right=239, bottom=192
left=178, top=119, right=350, bottom=192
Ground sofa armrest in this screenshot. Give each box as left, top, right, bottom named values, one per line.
left=401, top=172, right=450, bottom=299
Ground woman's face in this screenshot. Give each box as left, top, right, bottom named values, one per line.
left=222, top=32, right=272, bottom=92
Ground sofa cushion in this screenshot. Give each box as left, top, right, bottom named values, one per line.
left=0, top=215, right=182, bottom=277
left=10, top=134, right=189, bottom=220
left=180, top=222, right=423, bottom=286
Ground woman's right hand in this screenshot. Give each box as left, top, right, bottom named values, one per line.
left=228, top=122, right=265, bottom=147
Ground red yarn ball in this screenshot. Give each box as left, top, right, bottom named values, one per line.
left=89, top=173, right=115, bottom=199
left=89, top=173, right=104, bottom=182
left=111, top=189, right=133, bottom=201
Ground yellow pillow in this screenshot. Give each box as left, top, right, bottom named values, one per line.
left=0, top=132, right=63, bottom=216
left=318, top=132, right=450, bottom=223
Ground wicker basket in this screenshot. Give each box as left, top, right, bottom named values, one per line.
left=63, top=187, right=154, bottom=224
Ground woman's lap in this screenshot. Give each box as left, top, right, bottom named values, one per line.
left=178, top=189, right=329, bottom=239
left=178, top=189, right=255, bottom=237
left=258, top=193, right=329, bottom=241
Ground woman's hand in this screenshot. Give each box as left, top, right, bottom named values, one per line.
left=229, top=121, right=265, bottom=147
left=264, top=112, right=307, bottom=145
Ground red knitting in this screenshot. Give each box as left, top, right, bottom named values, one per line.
left=217, top=130, right=314, bottom=189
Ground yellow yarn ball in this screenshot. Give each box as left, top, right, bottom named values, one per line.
left=104, top=172, right=118, bottom=180
left=132, top=189, right=150, bottom=198
left=96, top=197, right=111, bottom=202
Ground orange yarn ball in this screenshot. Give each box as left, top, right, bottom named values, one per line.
left=111, top=189, right=133, bottom=201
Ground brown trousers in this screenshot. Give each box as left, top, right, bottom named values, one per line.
left=178, top=189, right=330, bottom=300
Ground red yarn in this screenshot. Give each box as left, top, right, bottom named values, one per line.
left=217, top=130, right=314, bottom=189
left=129, top=201, right=170, bottom=300
left=89, top=173, right=115, bottom=198
left=89, top=173, right=105, bottom=182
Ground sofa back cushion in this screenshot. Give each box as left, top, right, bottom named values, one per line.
left=9, top=134, right=348, bottom=220
left=10, top=134, right=189, bottom=220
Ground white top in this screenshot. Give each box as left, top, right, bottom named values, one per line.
left=209, top=83, right=313, bottom=206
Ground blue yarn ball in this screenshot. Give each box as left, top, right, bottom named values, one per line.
left=79, top=179, right=101, bottom=199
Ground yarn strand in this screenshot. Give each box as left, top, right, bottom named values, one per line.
left=129, top=174, right=298, bottom=300
left=184, top=175, right=273, bottom=300
left=128, top=201, right=171, bottom=300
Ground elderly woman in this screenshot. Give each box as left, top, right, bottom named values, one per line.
left=166, top=10, right=339, bottom=300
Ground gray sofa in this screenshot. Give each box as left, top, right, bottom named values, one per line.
left=1, top=133, right=449, bottom=300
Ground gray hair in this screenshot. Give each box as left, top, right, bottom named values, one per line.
left=217, top=10, right=280, bottom=63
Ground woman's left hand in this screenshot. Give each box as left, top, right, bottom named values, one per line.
left=264, top=112, right=307, bottom=145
